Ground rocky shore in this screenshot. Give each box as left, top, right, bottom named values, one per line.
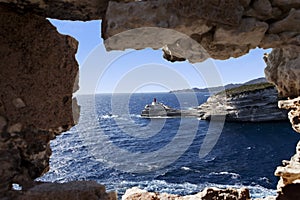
left=122, top=187, right=250, bottom=200
left=197, top=83, right=288, bottom=122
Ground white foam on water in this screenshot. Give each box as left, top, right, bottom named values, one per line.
left=113, top=179, right=276, bottom=199
left=209, top=171, right=241, bottom=179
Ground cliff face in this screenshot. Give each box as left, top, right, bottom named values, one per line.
left=0, top=0, right=299, bottom=199
left=265, top=45, right=300, bottom=143
left=198, top=86, right=287, bottom=122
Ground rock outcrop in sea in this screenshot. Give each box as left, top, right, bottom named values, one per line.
left=198, top=83, right=287, bottom=122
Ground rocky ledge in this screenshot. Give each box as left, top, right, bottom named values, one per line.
left=274, top=141, right=300, bottom=200
left=198, top=83, right=287, bottom=122
left=279, top=97, right=300, bottom=133
left=122, top=187, right=250, bottom=200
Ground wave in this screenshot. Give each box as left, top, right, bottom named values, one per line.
left=181, top=167, right=191, bottom=171
left=209, top=171, right=241, bottom=179
left=100, top=114, right=119, bottom=119
left=99, top=114, right=142, bottom=120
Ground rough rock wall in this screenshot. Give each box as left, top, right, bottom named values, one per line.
left=102, top=0, right=300, bottom=63
left=0, top=5, right=79, bottom=197
left=0, top=0, right=109, bottom=20
left=279, top=97, right=300, bottom=136
left=265, top=47, right=300, bottom=98
left=275, top=141, right=300, bottom=200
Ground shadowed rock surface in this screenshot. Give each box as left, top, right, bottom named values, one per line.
left=0, top=4, right=79, bottom=198
left=0, top=0, right=110, bottom=20
left=11, top=181, right=116, bottom=200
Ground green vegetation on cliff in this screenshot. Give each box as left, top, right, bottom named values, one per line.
left=218, top=82, right=275, bottom=97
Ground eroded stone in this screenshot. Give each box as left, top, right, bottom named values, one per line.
left=214, top=18, right=268, bottom=47
left=7, top=123, right=22, bottom=133
left=275, top=141, right=300, bottom=197
left=0, top=5, right=79, bottom=197
left=0, top=0, right=109, bottom=20
left=122, top=187, right=250, bottom=200
left=279, top=97, right=300, bottom=133
left=264, top=47, right=300, bottom=98
left=269, top=9, right=300, bottom=34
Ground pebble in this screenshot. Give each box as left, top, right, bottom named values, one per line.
left=7, top=123, right=22, bottom=133
left=13, top=98, right=26, bottom=108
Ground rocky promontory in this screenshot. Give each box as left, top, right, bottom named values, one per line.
left=198, top=83, right=288, bottom=122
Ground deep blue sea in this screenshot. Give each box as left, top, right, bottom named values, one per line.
left=38, top=93, right=300, bottom=199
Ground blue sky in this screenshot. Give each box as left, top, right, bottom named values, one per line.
left=49, top=19, right=271, bottom=94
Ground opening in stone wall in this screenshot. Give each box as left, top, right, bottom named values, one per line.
left=37, top=19, right=300, bottom=199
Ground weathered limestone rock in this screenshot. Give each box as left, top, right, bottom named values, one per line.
left=264, top=47, right=300, bottom=98
left=271, top=0, right=300, bottom=10
left=0, top=4, right=79, bottom=197
left=214, top=18, right=268, bottom=47
left=279, top=97, right=300, bottom=133
left=269, top=9, right=300, bottom=34
left=11, top=181, right=116, bottom=200
left=0, top=0, right=109, bottom=20
left=102, top=0, right=299, bottom=62
left=198, top=84, right=287, bottom=122
left=275, top=141, right=300, bottom=198
left=103, top=0, right=243, bottom=40
left=102, top=0, right=250, bottom=61
left=244, top=0, right=274, bottom=20
left=104, top=1, right=194, bottom=38
left=122, top=187, right=250, bottom=200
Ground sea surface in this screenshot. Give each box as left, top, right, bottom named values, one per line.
left=39, top=93, right=300, bottom=199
